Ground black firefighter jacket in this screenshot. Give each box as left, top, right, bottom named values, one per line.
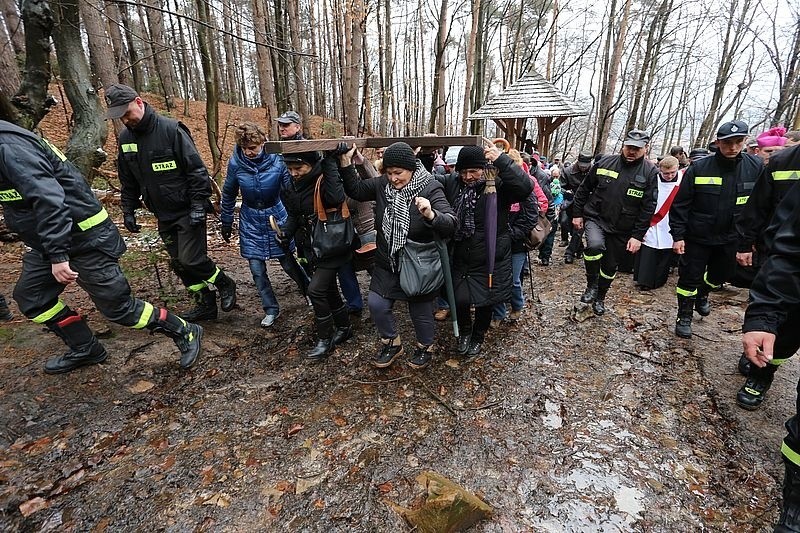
left=118, top=104, right=211, bottom=221
left=572, top=154, right=659, bottom=241
left=0, top=120, right=124, bottom=263
left=736, top=143, right=800, bottom=253
left=743, top=180, right=800, bottom=335
left=670, top=151, right=763, bottom=246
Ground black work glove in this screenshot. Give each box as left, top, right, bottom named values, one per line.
left=123, top=212, right=141, bottom=233
left=189, top=203, right=206, bottom=227
left=275, top=231, right=291, bottom=250
left=221, top=224, right=232, bottom=243
left=327, top=142, right=350, bottom=158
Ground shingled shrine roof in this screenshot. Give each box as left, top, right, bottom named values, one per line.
left=467, top=70, right=588, bottom=120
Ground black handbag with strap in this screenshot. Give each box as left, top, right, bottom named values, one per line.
left=311, top=176, right=355, bottom=260
left=399, top=238, right=445, bottom=297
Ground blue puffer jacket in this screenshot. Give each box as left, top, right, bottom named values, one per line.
left=221, top=147, right=294, bottom=260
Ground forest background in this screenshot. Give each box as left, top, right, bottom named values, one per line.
left=0, top=0, right=798, bottom=182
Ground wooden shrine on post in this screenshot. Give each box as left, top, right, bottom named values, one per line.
left=467, top=70, right=588, bottom=158
left=263, top=135, right=483, bottom=155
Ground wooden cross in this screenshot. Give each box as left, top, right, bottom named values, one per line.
left=263, top=135, right=483, bottom=154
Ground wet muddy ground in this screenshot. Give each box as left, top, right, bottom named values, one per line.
left=0, top=225, right=794, bottom=532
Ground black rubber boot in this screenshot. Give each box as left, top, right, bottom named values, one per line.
left=146, top=308, right=204, bottom=368
left=214, top=271, right=237, bottom=312
left=593, top=276, right=613, bottom=315
left=736, top=363, right=777, bottom=410
left=580, top=259, right=601, bottom=303
left=737, top=353, right=752, bottom=376
left=675, top=295, right=694, bottom=338
left=457, top=329, right=471, bottom=355
left=331, top=305, right=353, bottom=346
left=180, top=288, right=218, bottom=321
left=307, top=315, right=334, bottom=361
left=695, top=287, right=711, bottom=317
left=0, top=294, right=13, bottom=321
left=776, top=462, right=800, bottom=532
left=44, top=310, right=108, bottom=374
left=374, top=336, right=403, bottom=368
left=564, top=251, right=574, bottom=264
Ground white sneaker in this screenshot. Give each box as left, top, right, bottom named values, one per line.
left=260, top=312, right=280, bottom=328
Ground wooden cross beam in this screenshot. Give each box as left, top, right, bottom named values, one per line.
left=263, top=135, right=483, bottom=154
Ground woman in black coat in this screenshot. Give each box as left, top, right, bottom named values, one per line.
left=339, top=142, right=457, bottom=369
left=438, top=144, right=533, bottom=357
left=279, top=151, right=352, bottom=360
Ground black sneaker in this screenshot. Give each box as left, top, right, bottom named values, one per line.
left=373, top=340, right=403, bottom=368
left=540, top=258, right=551, bottom=266
left=407, top=345, right=432, bottom=370
left=736, top=373, right=774, bottom=410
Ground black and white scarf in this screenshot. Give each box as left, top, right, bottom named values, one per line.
left=382, top=161, right=433, bottom=271
left=453, top=180, right=485, bottom=241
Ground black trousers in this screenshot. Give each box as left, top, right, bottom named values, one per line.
left=767, top=308, right=800, bottom=468
left=158, top=214, right=220, bottom=292
left=584, top=220, right=629, bottom=280
left=307, top=265, right=345, bottom=318
left=676, top=240, right=737, bottom=296
left=454, top=281, right=492, bottom=338
left=13, top=247, right=151, bottom=328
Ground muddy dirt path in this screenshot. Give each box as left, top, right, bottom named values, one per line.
left=0, top=232, right=793, bottom=532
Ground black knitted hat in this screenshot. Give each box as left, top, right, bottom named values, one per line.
left=382, top=142, right=417, bottom=171
left=282, top=151, right=321, bottom=167
left=456, top=145, right=487, bottom=171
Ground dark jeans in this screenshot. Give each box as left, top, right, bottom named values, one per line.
left=338, top=262, right=363, bottom=311
left=308, top=266, right=345, bottom=319
left=539, top=215, right=557, bottom=260
left=367, top=291, right=435, bottom=346
left=248, top=255, right=310, bottom=314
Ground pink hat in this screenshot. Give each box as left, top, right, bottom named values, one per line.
left=757, top=126, right=788, bottom=148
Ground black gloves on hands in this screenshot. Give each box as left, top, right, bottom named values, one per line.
left=221, top=224, right=233, bottom=243
left=328, top=142, right=350, bottom=157
left=189, top=203, right=207, bottom=227
left=123, top=212, right=141, bottom=233
left=275, top=231, right=291, bottom=249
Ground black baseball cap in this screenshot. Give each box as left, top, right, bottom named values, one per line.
left=623, top=129, right=651, bottom=148
left=105, top=84, right=139, bottom=119
left=716, top=120, right=749, bottom=140
left=277, top=111, right=302, bottom=124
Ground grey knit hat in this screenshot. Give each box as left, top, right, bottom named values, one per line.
left=382, top=142, right=417, bottom=171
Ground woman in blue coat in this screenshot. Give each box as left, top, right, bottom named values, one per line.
left=220, top=122, right=309, bottom=327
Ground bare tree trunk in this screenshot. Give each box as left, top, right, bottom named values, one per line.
left=0, top=0, right=25, bottom=56
left=52, top=0, right=108, bottom=181
left=144, top=0, right=176, bottom=109
left=251, top=0, right=278, bottom=135
left=103, top=1, right=131, bottom=85
left=361, top=24, right=372, bottom=136
left=10, top=0, right=54, bottom=128
left=461, top=0, right=479, bottom=134
left=172, top=0, right=191, bottom=114
left=195, top=0, right=220, bottom=175
left=384, top=0, right=395, bottom=135
left=79, top=0, right=118, bottom=90
left=694, top=0, right=754, bottom=146
left=135, top=3, right=157, bottom=86
left=308, top=0, right=323, bottom=116
left=428, top=0, right=448, bottom=134
left=0, top=22, right=20, bottom=97
left=470, top=0, right=487, bottom=135
left=116, top=2, right=145, bottom=91
left=286, top=0, right=310, bottom=125
left=221, top=0, right=238, bottom=105
left=271, top=0, right=290, bottom=112
left=594, top=0, right=631, bottom=154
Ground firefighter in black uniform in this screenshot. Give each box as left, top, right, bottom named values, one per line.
left=0, top=120, right=203, bottom=372
left=741, top=182, right=800, bottom=531
left=560, top=151, right=593, bottom=263
left=669, top=120, right=763, bottom=338
left=107, top=84, right=237, bottom=321
left=572, top=129, right=659, bottom=315
left=734, top=142, right=800, bottom=409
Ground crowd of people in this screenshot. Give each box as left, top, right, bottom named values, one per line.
left=1, top=83, right=800, bottom=529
